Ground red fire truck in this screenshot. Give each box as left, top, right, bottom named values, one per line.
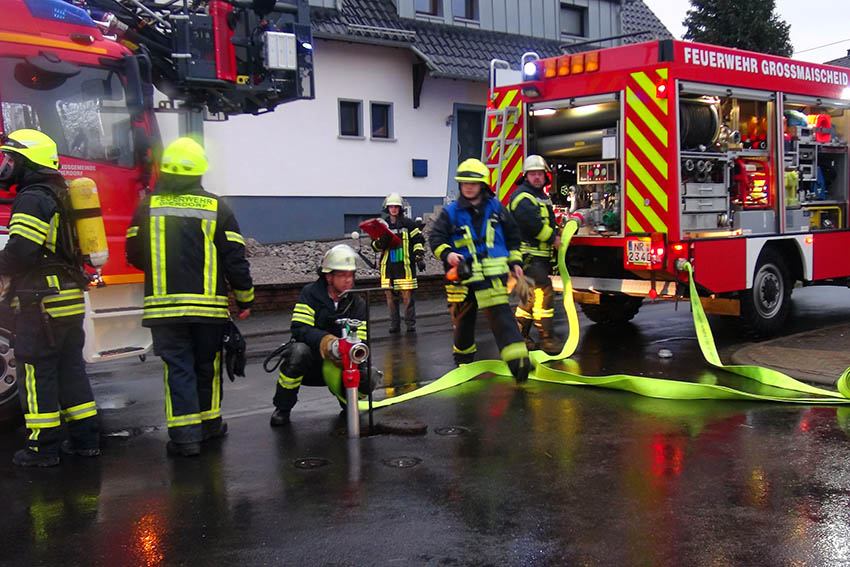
left=0, top=0, right=314, bottom=422
left=486, top=39, right=850, bottom=334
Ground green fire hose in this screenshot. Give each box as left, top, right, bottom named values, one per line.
left=360, top=221, right=850, bottom=410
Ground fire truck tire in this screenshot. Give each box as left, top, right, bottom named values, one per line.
left=0, top=329, right=21, bottom=430
left=740, top=248, right=792, bottom=336
left=580, top=295, right=643, bottom=326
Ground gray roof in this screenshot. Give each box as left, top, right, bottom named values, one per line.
left=826, top=53, right=850, bottom=68
left=311, top=0, right=672, bottom=82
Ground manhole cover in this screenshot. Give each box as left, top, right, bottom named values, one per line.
left=375, top=419, right=427, bottom=436
left=382, top=456, right=422, bottom=469
left=435, top=426, right=469, bottom=436
left=293, top=457, right=331, bottom=470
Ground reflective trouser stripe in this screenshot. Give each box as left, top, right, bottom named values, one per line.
left=532, top=288, right=554, bottom=319
left=163, top=362, right=202, bottom=428
left=501, top=342, right=529, bottom=362
left=201, top=351, right=221, bottom=421
left=446, top=284, right=469, bottom=303
left=515, top=306, right=532, bottom=319
left=24, top=412, right=61, bottom=429
left=278, top=373, right=303, bottom=390
left=61, top=401, right=97, bottom=421
left=453, top=344, right=477, bottom=355
left=475, top=280, right=509, bottom=309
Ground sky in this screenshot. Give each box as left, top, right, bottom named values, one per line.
left=641, top=0, right=850, bottom=64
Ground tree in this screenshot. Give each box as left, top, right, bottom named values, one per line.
left=683, top=0, right=793, bottom=57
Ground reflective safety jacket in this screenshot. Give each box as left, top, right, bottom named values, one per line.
left=370, top=214, right=424, bottom=290
left=429, top=196, right=523, bottom=285
left=126, top=185, right=254, bottom=326
left=0, top=173, right=86, bottom=319
left=291, top=276, right=367, bottom=348
left=509, top=180, right=557, bottom=258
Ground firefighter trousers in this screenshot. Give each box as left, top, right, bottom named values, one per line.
left=151, top=323, right=225, bottom=444
left=15, top=310, right=98, bottom=456
left=386, top=289, right=415, bottom=330
left=516, top=256, right=555, bottom=336
left=449, top=277, right=529, bottom=375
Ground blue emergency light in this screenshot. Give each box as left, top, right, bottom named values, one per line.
left=23, top=0, right=97, bottom=28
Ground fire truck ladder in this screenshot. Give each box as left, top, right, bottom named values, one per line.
left=482, top=105, right=521, bottom=192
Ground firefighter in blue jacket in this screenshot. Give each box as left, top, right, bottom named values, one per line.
left=126, top=137, right=254, bottom=457
left=0, top=129, right=100, bottom=467
left=429, top=159, right=531, bottom=383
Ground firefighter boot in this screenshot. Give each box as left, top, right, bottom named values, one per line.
left=537, top=322, right=560, bottom=355
left=60, top=440, right=101, bottom=457
left=270, top=408, right=291, bottom=427
left=13, top=448, right=60, bottom=467
left=517, top=317, right=535, bottom=350
left=201, top=421, right=228, bottom=442
left=508, top=356, right=531, bottom=384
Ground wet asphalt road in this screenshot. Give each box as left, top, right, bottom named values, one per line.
left=2, top=288, right=850, bottom=566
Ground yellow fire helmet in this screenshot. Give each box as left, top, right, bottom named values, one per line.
left=522, top=154, right=550, bottom=173
left=455, top=158, right=493, bottom=195
left=321, top=244, right=358, bottom=273
left=160, top=137, right=209, bottom=176
left=383, top=192, right=404, bottom=209
left=0, top=129, right=59, bottom=170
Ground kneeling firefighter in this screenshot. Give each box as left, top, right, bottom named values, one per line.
left=429, top=158, right=531, bottom=383
left=269, top=244, right=375, bottom=426
left=0, top=129, right=99, bottom=467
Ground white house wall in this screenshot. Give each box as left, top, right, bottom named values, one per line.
left=159, top=39, right=486, bottom=242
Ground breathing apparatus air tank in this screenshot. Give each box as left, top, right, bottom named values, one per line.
left=68, top=177, right=109, bottom=278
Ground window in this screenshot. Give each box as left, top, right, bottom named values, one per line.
left=560, top=4, right=585, bottom=37
left=416, top=0, right=442, bottom=17
left=339, top=99, right=362, bottom=137
left=370, top=102, right=394, bottom=140
left=452, top=0, right=477, bottom=20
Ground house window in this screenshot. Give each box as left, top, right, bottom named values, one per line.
left=416, top=0, right=442, bottom=17
left=370, top=102, right=394, bottom=140
left=339, top=99, right=363, bottom=138
left=560, top=4, right=586, bottom=37
left=452, top=0, right=477, bottom=20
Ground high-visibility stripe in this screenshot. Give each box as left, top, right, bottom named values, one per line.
left=434, top=243, right=451, bottom=259
left=393, top=278, right=417, bottom=290
left=501, top=342, right=529, bottom=362
left=168, top=413, right=202, bottom=427
left=207, top=351, right=221, bottom=419
left=626, top=118, right=668, bottom=180
left=164, top=362, right=173, bottom=423
left=445, top=283, right=468, bottom=302
left=45, top=213, right=58, bottom=253
left=291, top=314, right=314, bottom=326
left=45, top=304, right=86, bottom=317
left=202, top=219, right=217, bottom=296
left=626, top=180, right=667, bottom=233
left=278, top=373, right=303, bottom=389
left=233, top=288, right=254, bottom=303
left=61, top=401, right=97, bottom=421
left=402, top=230, right=412, bottom=280
left=9, top=224, right=45, bottom=244
left=626, top=86, right=668, bottom=146
left=151, top=216, right=166, bottom=296
left=151, top=207, right=217, bottom=220
left=453, top=344, right=477, bottom=355
left=515, top=306, right=532, bottom=319
left=25, top=412, right=61, bottom=429
left=632, top=70, right=669, bottom=115
left=143, top=306, right=229, bottom=319
left=225, top=231, right=245, bottom=246
left=144, top=294, right=228, bottom=307
left=474, top=281, right=509, bottom=308
left=625, top=149, right=668, bottom=210
left=43, top=289, right=84, bottom=303
left=10, top=213, right=49, bottom=233
left=25, top=363, right=37, bottom=415
left=126, top=226, right=139, bottom=238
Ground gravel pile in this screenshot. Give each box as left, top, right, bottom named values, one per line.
left=246, top=213, right=446, bottom=286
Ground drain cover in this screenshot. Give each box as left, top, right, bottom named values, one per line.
left=375, top=419, right=427, bottom=436
left=435, top=426, right=469, bottom=436
left=382, top=456, right=422, bottom=469
left=293, top=457, right=331, bottom=470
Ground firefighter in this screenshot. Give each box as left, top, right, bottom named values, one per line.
left=126, top=137, right=254, bottom=457
left=0, top=129, right=99, bottom=467
left=429, top=158, right=531, bottom=383
left=370, top=193, right=425, bottom=334
left=509, top=154, right=561, bottom=354
left=270, top=244, right=372, bottom=426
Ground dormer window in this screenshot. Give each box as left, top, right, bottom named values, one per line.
left=416, top=0, right=442, bottom=17
left=452, top=0, right=478, bottom=20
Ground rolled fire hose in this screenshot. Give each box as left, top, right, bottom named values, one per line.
left=359, top=221, right=850, bottom=410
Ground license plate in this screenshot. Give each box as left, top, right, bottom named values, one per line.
left=626, top=239, right=651, bottom=266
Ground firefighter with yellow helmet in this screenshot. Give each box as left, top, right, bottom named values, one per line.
left=429, top=158, right=531, bottom=383
left=370, top=192, right=425, bottom=333
left=509, top=154, right=561, bottom=354
left=0, top=129, right=99, bottom=467
left=126, top=137, right=254, bottom=457
left=269, top=244, right=373, bottom=426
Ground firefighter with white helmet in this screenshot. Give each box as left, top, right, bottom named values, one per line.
left=370, top=192, right=425, bottom=333
left=126, top=137, right=254, bottom=457
left=428, top=159, right=531, bottom=383
left=509, top=154, right=561, bottom=354
left=269, top=244, right=374, bottom=426
left=0, top=129, right=99, bottom=466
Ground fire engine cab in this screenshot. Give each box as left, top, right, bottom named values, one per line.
left=486, top=39, right=850, bottom=334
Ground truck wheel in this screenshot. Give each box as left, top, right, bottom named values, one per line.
left=0, top=329, right=21, bottom=429
left=580, top=295, right=643, bottom=325
left=741, top=248, right=792, bottom=336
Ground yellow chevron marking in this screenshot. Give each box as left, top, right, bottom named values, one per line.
left=626, top=180, right=667, bottom=233
left=626, top=118, right=668, bottom=181
left=632, top=71, right=668, bottom=115
left=656, top=68, right=668, bottom=80
left=626, top=87, right=668, bottom=147
left=626, top=148, right=668, bottom=211
left=626, top=211, right=645, bottom=233
left=500, top=89, right=518, bottom=110
left=500, top=158, right=523, bottom=200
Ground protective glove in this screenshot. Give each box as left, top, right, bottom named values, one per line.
left=375, top=233, right=392, bottom=250
left=222, top=321, right=246, bottom=382
left=415, top=256, right=426, bottom=272
left=319, top=334, right=341, bottom=365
